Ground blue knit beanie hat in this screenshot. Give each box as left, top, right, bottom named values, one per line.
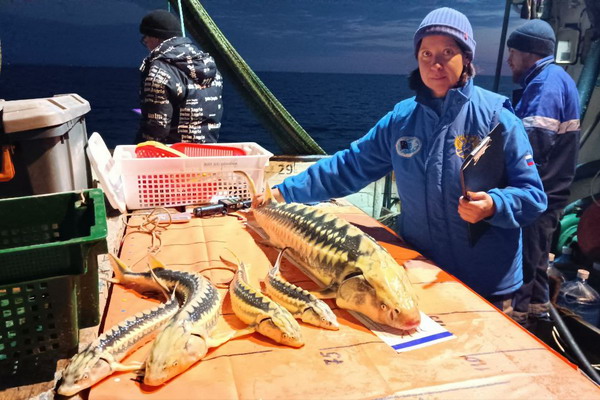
left=413, top=7, right=476, bottom=61
left=507, top=19, right=555, bottom=57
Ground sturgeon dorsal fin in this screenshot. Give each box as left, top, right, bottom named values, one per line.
left=238, top=260, right=250, bottom=284
left=269, top=247, right=289, bottom=277
left=221, top=248, right=250, bottom=283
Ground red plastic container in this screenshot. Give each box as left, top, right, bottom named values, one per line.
left=171, top=143, right=246, bottom=157
left=135, top=142, right=246, bottom=158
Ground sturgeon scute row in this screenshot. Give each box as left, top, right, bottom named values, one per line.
left=115, top=255, right=236, bottom=386
left=264, top=248, right=339, bottom=330
left=56, top=257, right=180, bottom=396
left=239, top=170, right=421, bottom=331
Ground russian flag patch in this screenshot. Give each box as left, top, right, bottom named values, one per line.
left=525, top=154, right=535, bottom=166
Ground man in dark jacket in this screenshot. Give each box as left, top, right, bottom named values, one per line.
left=137, top=9, right=223, bottom=144
left=506, top=19, right=581, bottom=329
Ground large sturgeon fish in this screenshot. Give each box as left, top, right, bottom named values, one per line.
left=56, top=279, right=179, bottom=396
left=238, top=171, right=421, bottom=331
left=109, top=255, right=241, bottom=386
left=228, top=255, right=304, bottom=347
left=264, top=248, right=339, bottom=330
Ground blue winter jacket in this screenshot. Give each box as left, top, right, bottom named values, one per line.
left=277, top=80, right=547, bottom=297
left=513, top=56, right=580, bottom=212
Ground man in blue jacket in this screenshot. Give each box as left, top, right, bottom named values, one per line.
left=507, top=19, right=580, bottom=328
left=261, top=8, right=547, bottom=309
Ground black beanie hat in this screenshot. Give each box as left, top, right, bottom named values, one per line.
left=507, top=19, right=555, bottom=57
left=140, top=10, right=182, bottom=40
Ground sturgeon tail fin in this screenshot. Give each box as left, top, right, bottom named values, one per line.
left=108, top=253, right=130, bottom=285
left=235, top=170, right=273, bottom=204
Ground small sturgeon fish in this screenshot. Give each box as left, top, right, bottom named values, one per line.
left=238, top=171, right=421, bottom=331
left=56, top=260, right=179, bottom=396
left=265, top=248, right=339, bottom=330
left=229, top=256, right=304, bottom=347
left=109, top=255, right=239, bottom=386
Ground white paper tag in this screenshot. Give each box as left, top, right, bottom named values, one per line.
left=352, top=311, right=455, bottom=352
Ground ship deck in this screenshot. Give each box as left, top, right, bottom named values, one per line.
left=3, top=202, right=599, bottom=399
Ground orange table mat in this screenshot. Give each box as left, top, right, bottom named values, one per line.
left=89, top=204, right=600, bottom=400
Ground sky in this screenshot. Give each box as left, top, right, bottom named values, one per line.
left=0, top=0, right=528, bottom=75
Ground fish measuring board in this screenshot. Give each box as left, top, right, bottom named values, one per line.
left=89, top=205, right=600, bottom=400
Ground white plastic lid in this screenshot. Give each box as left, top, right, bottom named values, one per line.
left=86, top=132, right=127, bottom=213
left=3, top=94, right=91, bottom=133
left=577, top=269, right=590, bottom=280
left=561, top=245, right=573, bottom=255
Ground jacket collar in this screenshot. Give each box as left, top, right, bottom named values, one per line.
left=140, top=37, right=193, bottom=72
left=148, top=37, right=192, bottom=62
left=416, top=79, right=473, bottom=116
left=520, top=55, right=554, bottom=87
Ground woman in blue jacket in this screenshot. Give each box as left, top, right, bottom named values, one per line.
left=260, top=8, right=547, bottom=307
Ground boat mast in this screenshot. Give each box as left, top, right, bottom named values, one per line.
left=493, top=0, right=512, bottom=93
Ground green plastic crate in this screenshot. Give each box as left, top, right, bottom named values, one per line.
left=0, top=189, right=107, bottom=284
left=0, top=277, right=78, bottom=388
left=0, top=189, right=107, bottom=386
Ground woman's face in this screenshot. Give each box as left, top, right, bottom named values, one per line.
left=418, top=35, right=466, bottom=98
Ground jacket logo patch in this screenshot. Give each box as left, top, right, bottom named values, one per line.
left=454, top=134, right=480, bottom=159
left=396, top=137, right=421, bottom=158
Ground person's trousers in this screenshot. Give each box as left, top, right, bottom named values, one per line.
left=511, top=210, right=561, bottom=326
left=486, top=293, right=515, bottom=314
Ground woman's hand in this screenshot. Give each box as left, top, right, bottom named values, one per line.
left=458, top=191, right=496, bottom=223
left=252, top=187, right=284, bottom=208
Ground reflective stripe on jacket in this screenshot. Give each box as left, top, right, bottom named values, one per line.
left=513, top=56, right=580, bottom=212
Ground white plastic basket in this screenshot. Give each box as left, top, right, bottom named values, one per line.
left=112, top=142, right=272, bottom=210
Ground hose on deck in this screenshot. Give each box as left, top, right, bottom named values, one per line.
left=549, top=303, right=600, bottom=385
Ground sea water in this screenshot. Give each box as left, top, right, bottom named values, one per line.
left=0, top=65, right=515, bottom=154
